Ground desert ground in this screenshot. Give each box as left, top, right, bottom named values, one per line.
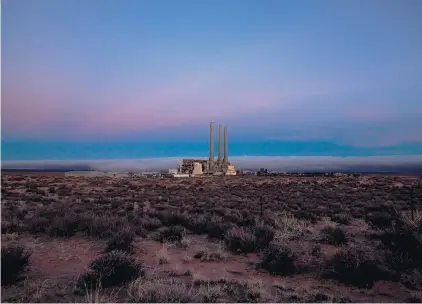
left=1, top=172, right=422, bottom=303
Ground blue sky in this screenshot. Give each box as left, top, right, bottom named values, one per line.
left=2, top=0, right=422, bottom=160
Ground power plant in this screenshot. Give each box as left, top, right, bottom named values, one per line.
left=169, top=122, right=237, bottom=176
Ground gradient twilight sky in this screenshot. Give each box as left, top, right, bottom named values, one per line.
left=2, top=0, right=422, bottom=160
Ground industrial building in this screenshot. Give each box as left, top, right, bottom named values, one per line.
left=170, top=122, right=236, bottom=176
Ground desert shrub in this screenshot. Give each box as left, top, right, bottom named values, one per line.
left=104, top=228, right=135, bottom=253
left=210, top=207, right=227, bottom=217
left=407, top=291, right=422, bottom=303
left=193, top=250, right=226, bottom=262
left=308, top=292, right=352, bottom=303
left=1, top=244, right=32, bottom=285
left=401, top=210, right=422, bottom=231
left=198, top=284, right=226, bottom=303
left=184, top=214, right=208, bottom=235
left=206, top=216, right=234, bottom=239
left=378, top=222, right=422, bottom=269
left=47, top=213, right=81, bottom=237
left=224, top=227, right=257, bottom=254
left=273, top=212, right=309, bottom=241
left=15, top=209, right=28, bottom=220
left=43, top=210, right=119, bottom=238
left=237, top=214, right=256, bottom=227
left=311, top=245, right=322, bottom=257
left=26, top=216, right=50, bottom=234
left=1, top=219, right=22, bottom=234
left=78, top=250, right=145, bottom=288
left=293, top=210, right=318, bottom=223
left=400, top=269, right=422, bottom=289
left=324, top=249, right=389, bottom=288
left=366, top=212, right=396, bottom=229
left=127, top=278, right=201, bottom=303
left=223, top=211, right=243, bottom=224
left=139, top=217, right=162, bottom=230
left=260, top=242, right=296, bottom=275
left=157, top=211, right=188, bottom=227
left=223, top=281, right=264, bottom=303
left=252, top=224, right=275, bottom=249
left=37, top=206, right=61, bottom=219
left=321, top=226, right=348, bottom=245
left=152, top=225, right=185, bottom=243
left=311, top=293, right=334, bottom=303
left=331, top=213, right=351, bottom=225
left=80, top=214, right=125, bottom=239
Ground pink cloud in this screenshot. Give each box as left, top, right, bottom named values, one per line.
left=2, top=79, right=66, bottom=135
left=75, top=80, right=281, bottom=137
left=0, top=39, right=340, bottom=139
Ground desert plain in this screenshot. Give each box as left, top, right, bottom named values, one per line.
left=1, top=172, right=422, bottom=302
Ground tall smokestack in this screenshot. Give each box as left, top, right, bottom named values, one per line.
left=218, top=124, right=222, bottom=163
left=224, top=126, right=228, bottom=165
left=209, top=122, right=215, bottom=172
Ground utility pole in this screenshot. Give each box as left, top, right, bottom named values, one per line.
left=259, top=195, right=264, bottom=217
left=410, top=186, right=415, bottom=221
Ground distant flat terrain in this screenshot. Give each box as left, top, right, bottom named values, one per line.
left=2, top=169, right=422, bottom=177
left=1, top=170, right=66, bottom=176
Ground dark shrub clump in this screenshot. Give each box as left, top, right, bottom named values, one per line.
left=377, top=221, right=422, bottom=270
left=47, top=213, right=81, bottom=237
left=77, top=250, right=145, bottom=288
left=252, top=224, right=275, bottom=249
left=46, top=212, right=125, bottom=239
left=193, top=250, right=225, bottom=262
left=366, top=212, right=396, bottom=229
left=152, top=225, right=185, bottom=243
left=156, top=211, right=188, bottom=227
left=104, top=228, right=136, bottom=253
left=206, top=216, right=234, bottom=239
left=324, top=249, right=391, bottom=288
left=224, top=227, right=258, bottom=254
left=139, top=217, right=162, bottom=231
left=400, top=269, right=422, bottom=289
left=1, top=244, right=32, bottom=285
left=26, top=216, right=50, bottom=234
left=127, top=278, right=204, bottom=303
left=311, top=245, right=322, bottom=257
left=183, top=214, right=208, bottom=235
left=321, top=226, right=348, bottom=245
left=331, top=213, right=351, bottom=225
left=260, top=242, right=296, bottom=275
left=224, top=281, right=263, bottom=303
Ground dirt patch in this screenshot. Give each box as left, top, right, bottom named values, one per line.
left=4, top=235, right=104, bottom=280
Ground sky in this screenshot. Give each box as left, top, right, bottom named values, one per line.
left=2, top=0, right=422, bottom=160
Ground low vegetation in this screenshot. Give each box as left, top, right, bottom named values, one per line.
left=1, top=243, right=32, bottom=285
left=104, top=227, right=136, bottom=253
left=260, top=242, right=296, bottom=275
left=321, top=226, right=348, bottom=245
left=323, top=248, right=393, bottom=288
left=77, top=250, right=145, bottom=288
left=1, top=173, right=421, bottom=302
